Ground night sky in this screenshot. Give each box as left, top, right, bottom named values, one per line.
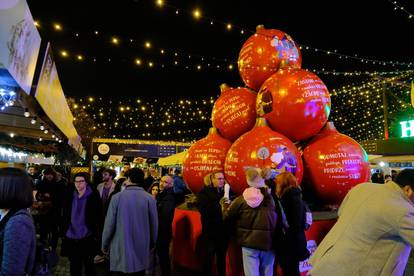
left=26, top=0, right=414, bottom=99
left=25, top=0, right=414, bottom=142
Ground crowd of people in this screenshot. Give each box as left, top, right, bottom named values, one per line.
left=2, top=165, right=414, bottom=276
left=196, top=169, right=310, bottom=276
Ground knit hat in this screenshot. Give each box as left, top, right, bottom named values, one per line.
left=245, top=168, right=265, bottom=188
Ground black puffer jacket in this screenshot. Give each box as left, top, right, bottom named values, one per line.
left=274, top=187, right=309, bottom=261
left=224, top=187, right=277, bottom=251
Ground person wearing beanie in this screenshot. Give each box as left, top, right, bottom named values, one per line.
left=222, top=168, right=277, bottom=276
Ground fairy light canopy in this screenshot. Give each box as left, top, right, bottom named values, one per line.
left=25, top=0, right=414, bottom=143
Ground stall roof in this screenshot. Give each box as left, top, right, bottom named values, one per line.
left=157, top=151, right=188, bottom=166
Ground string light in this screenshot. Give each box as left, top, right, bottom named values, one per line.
left=38, top=20, right=414, bottom=68
left=155, top=0, right=164, bottom=7
left=0, top=88, right=16, bottom=111
left=53, top=23, right=62, bottom=31
left=69, top=69, right=413, bottom=142
left=387, top=0, right=414, bottom=20
left=41, top=19, right=414, bottom=67
left=111, top=37, right=119, bottom=45
left=60, top=50, right=68, bottom=57
left=145, top=41, right=152, bottom=49
left=145, top=1, right=414, bottom=67
left=193, top=8, right=202, bottom=20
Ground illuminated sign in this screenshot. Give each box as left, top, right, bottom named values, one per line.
left=400, top=120, right=414, bottom=138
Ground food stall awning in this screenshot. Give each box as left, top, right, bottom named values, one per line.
left=157, top=151, right=188, bottom=166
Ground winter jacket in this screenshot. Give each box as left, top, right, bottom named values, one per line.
left=35, top=177, right=66, bottom=218
left=156, top=188, right=176, bottom=245
left=196, top=186, right=226, bottom=238
left=310, top=181, right=414, bottom=276
left=102, top=185, right=158, bottom=273
left=224, top=187, right=277, bottom=250
left=0, top=209, right=36, bottom=276
left=274, top=187, right=309, bottom=262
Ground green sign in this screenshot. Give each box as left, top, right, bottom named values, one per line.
left=400, top=120, right=414, bottom=137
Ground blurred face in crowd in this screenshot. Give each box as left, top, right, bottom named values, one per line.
left=123, top=164, right=131, bottom=172
left=403, top=185, right=414, bottom=203
left=160, top=176, right=173, bottom=191
left=74, top=176, right=87, bottom=194
left=28, top=167, right=36, bottom=175
left=44, top=173, right=54, bottom=182
left=212, top=172, right=225, bottom=189
left=102, top=171, right=112, bottom=182
left=151, top=186, right=159, bottom=197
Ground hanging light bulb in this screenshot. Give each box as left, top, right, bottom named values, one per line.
left=31, top=117, right=37, bottom=124
left=24, top=108, right=30, bottom=117
left=40, top=124, right=45, bottom=131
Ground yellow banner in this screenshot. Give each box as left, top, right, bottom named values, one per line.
left=411, top=80, right=414, bottom=108
left=35, top=43, right=80, bottom=148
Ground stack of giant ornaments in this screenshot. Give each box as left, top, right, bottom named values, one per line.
left=182, top=25, right=371, bottom=205
left=174, top=25, right=372, bottom=276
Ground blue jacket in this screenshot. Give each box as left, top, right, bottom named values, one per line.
left=102, top=185, right=158, bottom=273
left=0, top=209, right=36, bottom=276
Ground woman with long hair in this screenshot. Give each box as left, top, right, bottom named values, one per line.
left=273, top=172, right=309, bottom=276
left=0, top=168, right=36, bottom=275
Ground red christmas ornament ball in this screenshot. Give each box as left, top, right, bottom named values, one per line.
left=183, top=128, right=232, bottom=194
left=212, top=84, right=257, bottom=141
left=303, top=122, right=371, bottom=205
left=224, top=118, right=303, bottom=195
left=257, top=68, right=331, bottom=142
left=238, top=25, right=302, bottom=91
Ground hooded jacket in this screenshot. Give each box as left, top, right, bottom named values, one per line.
left=223, top=187, right=277, bottom=250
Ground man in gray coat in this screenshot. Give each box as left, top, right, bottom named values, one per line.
left=310, top=169, right=414, bottom=276
left=102, top=168, right=158, bottom=275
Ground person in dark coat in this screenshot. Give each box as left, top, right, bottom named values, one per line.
left=61, top=172, right=102, bottom=276
left=35, top=167, right=66, bottom=250
left=156, top=175, right=176, bottom=276
left=0, top=168, right=36, bottom=275
left=223, top=168, right=277, bottom=276
left=102, top=168, right=158, bottom=275
left=273, top=172, right=309, bottom=276
left=196, top=171, right=228, bottom=276
left=172, top=168, right=190, bottom=204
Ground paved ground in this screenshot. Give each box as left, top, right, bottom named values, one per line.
left=53, top=251, right=414, bottom=275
